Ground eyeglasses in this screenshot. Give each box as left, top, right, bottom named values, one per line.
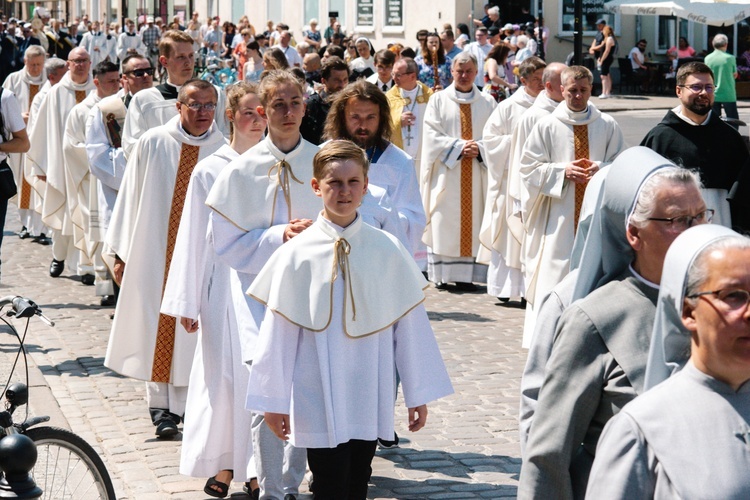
left=126, top=67, right=155, bottom=77
left=69, top=58, right=90, bottom=65
left=687, top=288, right=750, bottom=312
left=391, top=72, right=415, bottom=78
left=179, top=102, right=217, bottom=111
left=679, top=84, right=715, bottom=94
left=647, top=209, right=714, bottom=230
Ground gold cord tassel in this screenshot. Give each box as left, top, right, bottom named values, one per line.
left=267, top=159, right=304, bottom=222
left=332, top=238, right=356, bottom=321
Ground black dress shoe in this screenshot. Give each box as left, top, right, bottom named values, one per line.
left=81, top=274, right=95, bottom=286
left=34, top=233, right=52, bottom=245
left=49, top=259, right=64, bottom=277
left=100, top=295, right=116, bottom=307
left=497, top=297, right=510, bottom=303
left=435, top=281, right=450, bottom=290
left=155, top=419, right=178, bottom=439
left=18, top=227, right=29, bottom=239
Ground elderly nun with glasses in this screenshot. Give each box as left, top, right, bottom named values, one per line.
left=587, top=224, right=750, bottom=498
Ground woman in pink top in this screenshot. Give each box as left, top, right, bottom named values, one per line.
left=669, top=37, right=696, bottom=59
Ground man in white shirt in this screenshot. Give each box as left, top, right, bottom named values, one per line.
left=463, top=27, right=492, bottom=88
left=278, top=30, right=302, bottom=67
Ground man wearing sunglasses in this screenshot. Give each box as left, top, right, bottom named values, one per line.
left=85, top=55, right=154, bottom=307
left=642, top=62, right=749, bottom=232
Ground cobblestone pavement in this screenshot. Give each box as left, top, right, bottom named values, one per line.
left=0, top=205, right=526, bottom=499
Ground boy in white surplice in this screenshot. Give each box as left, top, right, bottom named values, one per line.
left=245, top=140, right=453, bottom=499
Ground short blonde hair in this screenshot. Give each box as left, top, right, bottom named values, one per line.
left=313, top=140, right=369, bottom=180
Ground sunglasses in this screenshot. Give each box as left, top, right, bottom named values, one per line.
left=127, top=68, right=155, bottom=77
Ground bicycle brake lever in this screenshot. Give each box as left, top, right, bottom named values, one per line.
left=35, top=311, right=55, bottom=327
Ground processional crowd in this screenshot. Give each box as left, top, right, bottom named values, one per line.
left=0, top=7, right=749, bottom=500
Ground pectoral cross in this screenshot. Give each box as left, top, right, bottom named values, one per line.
left=405, top=125, right=415, bottom=147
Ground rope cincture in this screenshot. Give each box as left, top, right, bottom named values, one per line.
left=267, top=159, right=304, bottom=223
left=333, top=238, right=356, bottom=322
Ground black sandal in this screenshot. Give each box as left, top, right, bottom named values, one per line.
left=204, top=472, right=232, bottom=498
left=243, top=478, right=260, bottom=500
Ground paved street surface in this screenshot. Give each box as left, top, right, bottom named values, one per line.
left=0, top=94, right=747, bottom=499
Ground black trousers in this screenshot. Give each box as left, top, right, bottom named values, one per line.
left=307, top=439, right=377, bottom=500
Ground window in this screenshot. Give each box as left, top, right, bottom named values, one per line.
left=305, top=0, right=319, bottom=26
left=330, top=0, right=346, bottom=26
left=384, top=0, right=403, bottom=29
left=655, top=16, right=690, bottom=54
left=560, top=0, right=618, bottom=35
left=356, top=0, right=374, bottom=30
left=268, top=0, right=282, bottom=25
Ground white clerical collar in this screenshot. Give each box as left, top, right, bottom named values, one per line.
left=165, top=79, right=182, bottom=92
left=672, top=105, right=711, bottom=126
left=629, top=263, right=660, bottom=290
left=25, top=70, right=44, bottom=84
left=520, top=87, right=536, bottom=104
left=320, top=211, right=360, bottom=232
left=265, top=135, right=303, bottom=161
left=568, top=105, right=590, bottom=118
left=402, top=86, right=419, bottom=98
left=178, top=120, right=208, bottom=139
left=456, top=89, right=474, bottom=99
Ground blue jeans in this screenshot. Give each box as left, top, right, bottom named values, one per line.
left=713, top=101, right=740, bottom=129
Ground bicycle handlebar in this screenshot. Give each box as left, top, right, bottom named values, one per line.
left=0, top=295, right=55, bottom=327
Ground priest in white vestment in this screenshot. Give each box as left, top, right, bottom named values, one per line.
left=519, top=65, right=624, bottom=347
left=23, top=57, right=67, bottom=241
left=421, top=52, right=496, bottom=288
left=27, top=48, right=95, bottom=279
left=117, top=19, right=146, bottom=62
left=386, top=57, right=433, bottom=176
left=63, top=61, right=121, bottom=297
left=3, top=46, right=46, bottom=237
left=104, top=81, right=226, bottom=438
left=85, top=55, right=153, bottom=249
left=322, top=78, right=426, bottom=267
left=81, top=21, right=115, bottom=67
left=205, top=71, right=316, bottom=500
left=478, top=57, right=545, bottom=301
left=506, top=62, right=566, bottom=248
left=588, top=225, right=750, bottom=499
left=122, top=30, right=229, bottom=160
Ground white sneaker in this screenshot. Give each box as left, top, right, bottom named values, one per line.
left=598, top=94, right=610, bottom=99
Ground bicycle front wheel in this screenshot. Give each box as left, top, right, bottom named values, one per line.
left=25, top=426, right=116, bottom=500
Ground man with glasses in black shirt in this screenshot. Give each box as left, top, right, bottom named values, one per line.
left=642, top=61, right=749, bottom=231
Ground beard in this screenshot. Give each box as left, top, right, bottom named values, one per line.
left=686, top=99, right=711, bottom=116
left=349, top=128, right=378, bottom=149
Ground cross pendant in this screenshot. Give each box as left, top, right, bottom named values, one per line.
left=405, top=125, right=414, bottom=146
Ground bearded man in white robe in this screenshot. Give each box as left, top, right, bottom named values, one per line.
left=63, top=61, right=121, bottom=299
left=323, top=78, right=426, bottom=267
left=519, top=65, right=625, bottom=347
left=104, top=80, right=226, bottom=438
left=479, top=56, right=545, bottom=302
left=27, top=47, right=95, bottom=280
left=121, top=30, right=228, bottom=160
left=421, top=52, right=496, bottom=290
left=3, top=45, right=46, bottom=238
